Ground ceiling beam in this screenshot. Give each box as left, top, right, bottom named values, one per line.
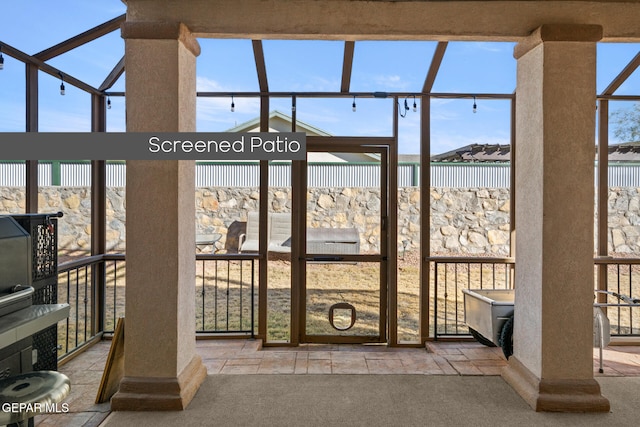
left=1, top=42, right=102, bottom=96
left=602, top=51, right=640, bottom=96
left=252, top=40, right=269, bottom=92
left=99, top=56, right=125, bottom=92
left=423, top=42, right=448, bottom=93
left=134, top=1, right=640, bottom=41
left=34, top=14, right=125, bottom=61
left=341, top=41, right=355, bottom=93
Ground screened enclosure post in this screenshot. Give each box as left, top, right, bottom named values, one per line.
left=291, top=159, right=303, bottom=346
left=25, top=63, right=39, bottom=213
left=91, top=160, right=107, bottom=334
left=258, top=95, right=269, bottom=341
left=290, top=96, right=301, bottom=346
left=26, top=63, right=38, bottom=132
left=420, top=95, right=431, bottom=343
left=25, top=161, right=38, bottom=213
left=509, top=97, right=516, bottom=287
left=91, top=94, right=107, bottom=334
left=388, top=98, right=398, bottom=345
left=509, top=96, right=516, bottom=254
left=597, top=100, right=609, bottom=304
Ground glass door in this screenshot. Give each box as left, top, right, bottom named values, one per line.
left=300, top=143, right=388, bottom=343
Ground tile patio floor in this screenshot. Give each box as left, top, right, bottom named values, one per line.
left=33, top=340, right=640, bottom=426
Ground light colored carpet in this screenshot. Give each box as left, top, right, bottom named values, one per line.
left=102, top=375, right=640, bottom=427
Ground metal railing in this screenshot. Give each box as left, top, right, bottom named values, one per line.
left=595, top=257, right=640, bottom=336
left=100, top=254, right=258, bottom=337
left=56, top=252, right=258, bottom=360
left=56, top=253, right=640, bottom=358
left=431, top=257, right=515, bottom=338
left=103, top=254, right=126, bottom=335
left=58, top=255, right=105, bottom=357
left=430, top=256, right=640, bottom=339
left=195, top=254, right=257, bottom=336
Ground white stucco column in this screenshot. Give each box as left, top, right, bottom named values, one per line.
left=501, top=24, right=609, bottom=412
left=111, top=21, right=206, bottom=411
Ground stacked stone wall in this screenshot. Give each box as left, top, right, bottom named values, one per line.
left=1, top=186, right=639, bottom=256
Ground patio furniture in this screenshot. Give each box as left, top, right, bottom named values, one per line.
left=268, top=213, right=292, bottom=253
left=239, top=213, right=359, bottom=255
left=240, top=212, right=292, bottom=253
left=196, top=233, right=222, bottom=253
left=239, top=212, right=260, bottom=253
left=593, top=290, right=640, bottom=373
left=307, top=227, right=359, bottom=255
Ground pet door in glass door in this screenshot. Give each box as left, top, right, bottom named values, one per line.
left=300, top=143, right=388, bottom=343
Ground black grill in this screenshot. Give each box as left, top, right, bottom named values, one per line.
left=32, top=283, right=57, bottom=306
left=11, top=214, right=59, bottom=284
left=0, top=216, right=34, bottom=381
left=0, top=213, right=67, bottom=427
left=10, top=213, right=63, bottom=371
left=32, top=325, right=59, bottom=371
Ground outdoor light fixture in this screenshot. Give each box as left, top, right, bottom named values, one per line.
left=107, top=95, right=112, bottom=110
left=0, top=45, right=4, bottom=70
left=472, top=96, right=477, bottom=114
left=352, top=96, right=356, bottom=112
left=398, top=96, right=419, bottom=118
left=399, top=97, right=410, bottom=118
left=58, top=72, right=65, bottom=96
left=292, top=98, right=296, bottom=113
left=231, top=95, right=235, bottom=112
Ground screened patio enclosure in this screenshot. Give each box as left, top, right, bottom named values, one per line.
left=3, top=0, right=640, bottom=412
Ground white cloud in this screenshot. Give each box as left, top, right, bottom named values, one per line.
left=376, top=75, right=411, bottom=90
left=283, top=76, right=341, bottom=92
left=459, top=41, right=514, bottom=54
left=473, top=42, right=505, bottom=53
left=196, top=76, right=225, bottom=92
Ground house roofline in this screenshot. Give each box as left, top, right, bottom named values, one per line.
left=226, top=110, right=332, bottom=136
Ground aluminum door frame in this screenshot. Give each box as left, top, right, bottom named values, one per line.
left=293, top=137, right=392, bottom=344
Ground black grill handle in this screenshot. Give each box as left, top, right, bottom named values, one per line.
left=44, top=212, right=63, bottom=234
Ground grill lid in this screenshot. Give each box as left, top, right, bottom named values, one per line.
left=0, top=216, right=32, bottom=294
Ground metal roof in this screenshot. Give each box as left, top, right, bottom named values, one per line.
left=431, top=144, right=511, bottom=163
left=432, top=142, right=640, bottom=163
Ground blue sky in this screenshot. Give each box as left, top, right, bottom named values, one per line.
left=1, top=1, right=640, bottom=155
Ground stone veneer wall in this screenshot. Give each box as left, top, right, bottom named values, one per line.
left=1, top=186, right=639, bottom=255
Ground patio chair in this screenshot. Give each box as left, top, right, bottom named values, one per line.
left=268, top=213, right=292, bottom=253
left=239, top=211, right=261, bottom=252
